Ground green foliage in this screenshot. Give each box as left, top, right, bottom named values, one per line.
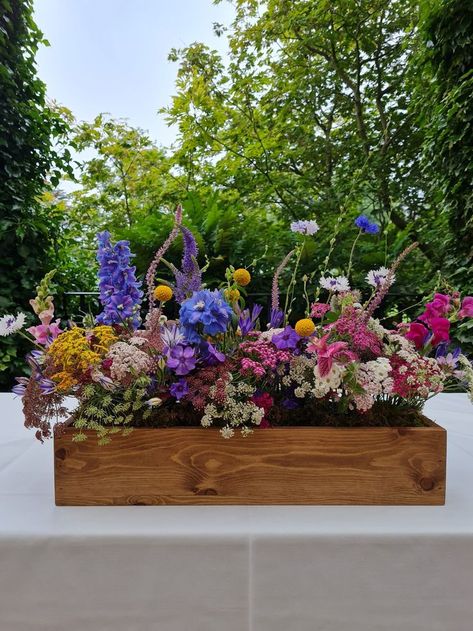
left=0, top=0, right=73, bottom=389
left=73, top=376, right=151, bottom=444
left=416, top=0, right=473, bottom=286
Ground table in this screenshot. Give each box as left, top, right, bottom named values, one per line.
left=1, top=393, right=472, bottom=631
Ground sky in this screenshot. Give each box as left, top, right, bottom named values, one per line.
left=34, top=0, right=234, bottom=148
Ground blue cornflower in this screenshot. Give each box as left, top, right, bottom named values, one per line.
left=179, top=289, right=233, bottom=343
left=95, top=231, right=143, bottom=329
left=354, top=214, right=379, bottom=234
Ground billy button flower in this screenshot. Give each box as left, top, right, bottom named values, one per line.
left=233, top=268, right=251, bottom=287
left=224, top=288, right=241, bottom=302
left=154, top=285, right=173, bottom=302
left=295, top=318, right=316, bottom=337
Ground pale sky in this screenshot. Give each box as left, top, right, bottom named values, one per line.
left=34, top=0, right=234, bottom=147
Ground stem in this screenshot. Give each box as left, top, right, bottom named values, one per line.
left=284, top=242, right=304, bottom=324
left=347, top=229, right=362, bottom=279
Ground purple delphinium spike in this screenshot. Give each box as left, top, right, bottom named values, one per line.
left=96, top=231, right=143, bottom=330
left=173, top=226, right=203, bottom=303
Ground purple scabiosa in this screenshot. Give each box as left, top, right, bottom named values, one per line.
left=272, top=325, right=301, bottom=350
left=290, top=220, right=319, bottom=236
left=179, top=289, right=233, bottom=343
left=170, top=378, right=189, bottom=400
left=172, top=226, right=203, bottom=303
left=200, top=341, right=225, bottom=366
left=167, top=344, right=196, bottom=375
left=95, top=231, right=143, bottom=329
left=238, top=304, right=263, bottom=336
left=354, top=214, right=379, bottom=234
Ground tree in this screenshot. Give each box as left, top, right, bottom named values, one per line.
left=416, top=0, right=473, bottom=284
left=0, top=0, right=72, bottom=389
left=163, top=0, right=440, bottom=263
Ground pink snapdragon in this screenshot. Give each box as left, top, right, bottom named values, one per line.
left=27, top=319, right=62, bottom=346
left=458, top=297, right=473, bottom=319
left=419, top=293, right=451, bottom=323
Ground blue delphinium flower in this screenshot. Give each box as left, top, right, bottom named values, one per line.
left=179, top=289, right=233, bottom=343
left=354, top=214, right=379, bottom=234
left=96, top=231, right=143, bottom=329
left=238, top=304, right=263, bottom=336
left=173, top=226, right=203, bottom=303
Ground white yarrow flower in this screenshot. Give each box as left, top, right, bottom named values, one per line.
left=319, top=275, right=350, bottom=292
left=0, top=313, right=26, bottom=337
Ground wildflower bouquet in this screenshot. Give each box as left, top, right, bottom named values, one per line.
left=3, top=206, right=473, bottom=445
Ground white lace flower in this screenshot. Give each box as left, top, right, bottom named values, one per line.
left=0, top=313, right=26, bottom=337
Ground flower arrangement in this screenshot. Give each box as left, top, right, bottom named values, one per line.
left=3, top=206, right=473, bottom=443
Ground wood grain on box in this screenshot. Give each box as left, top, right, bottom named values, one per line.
left=54, top=422, right=446, bottom=506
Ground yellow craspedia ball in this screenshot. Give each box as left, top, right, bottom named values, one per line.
left=225, top=288, right=241, bottom=302
left=233, top=268, right=251, bottom=286
left=154, top=285, right=173, bottom=302
left=295, top=318, right=315, bottom=337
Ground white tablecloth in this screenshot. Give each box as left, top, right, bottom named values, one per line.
left=1, top=393, right=472, bottom=631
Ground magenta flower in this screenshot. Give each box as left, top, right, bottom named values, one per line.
left=272, top=325, right=300, bottom=350
left=420, top=293, right=451, bottom=323
left=166, top=344, right=196, bottom=375
left=429, top=317, right=450, bottom=347
left=405, top=322, right=430, bottom=349
left=458, top=297, right=473, bottom=319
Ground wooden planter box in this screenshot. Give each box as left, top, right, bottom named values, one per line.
left=54, top=420, right=447, bottom=506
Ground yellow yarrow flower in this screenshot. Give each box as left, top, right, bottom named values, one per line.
left=154, top=285, right=173, bottom=302
left=233, top=268, right=251, bottom=286
left=225, top=288, right=241, bottom=302
left=295, top=318, right=315, bottom=337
